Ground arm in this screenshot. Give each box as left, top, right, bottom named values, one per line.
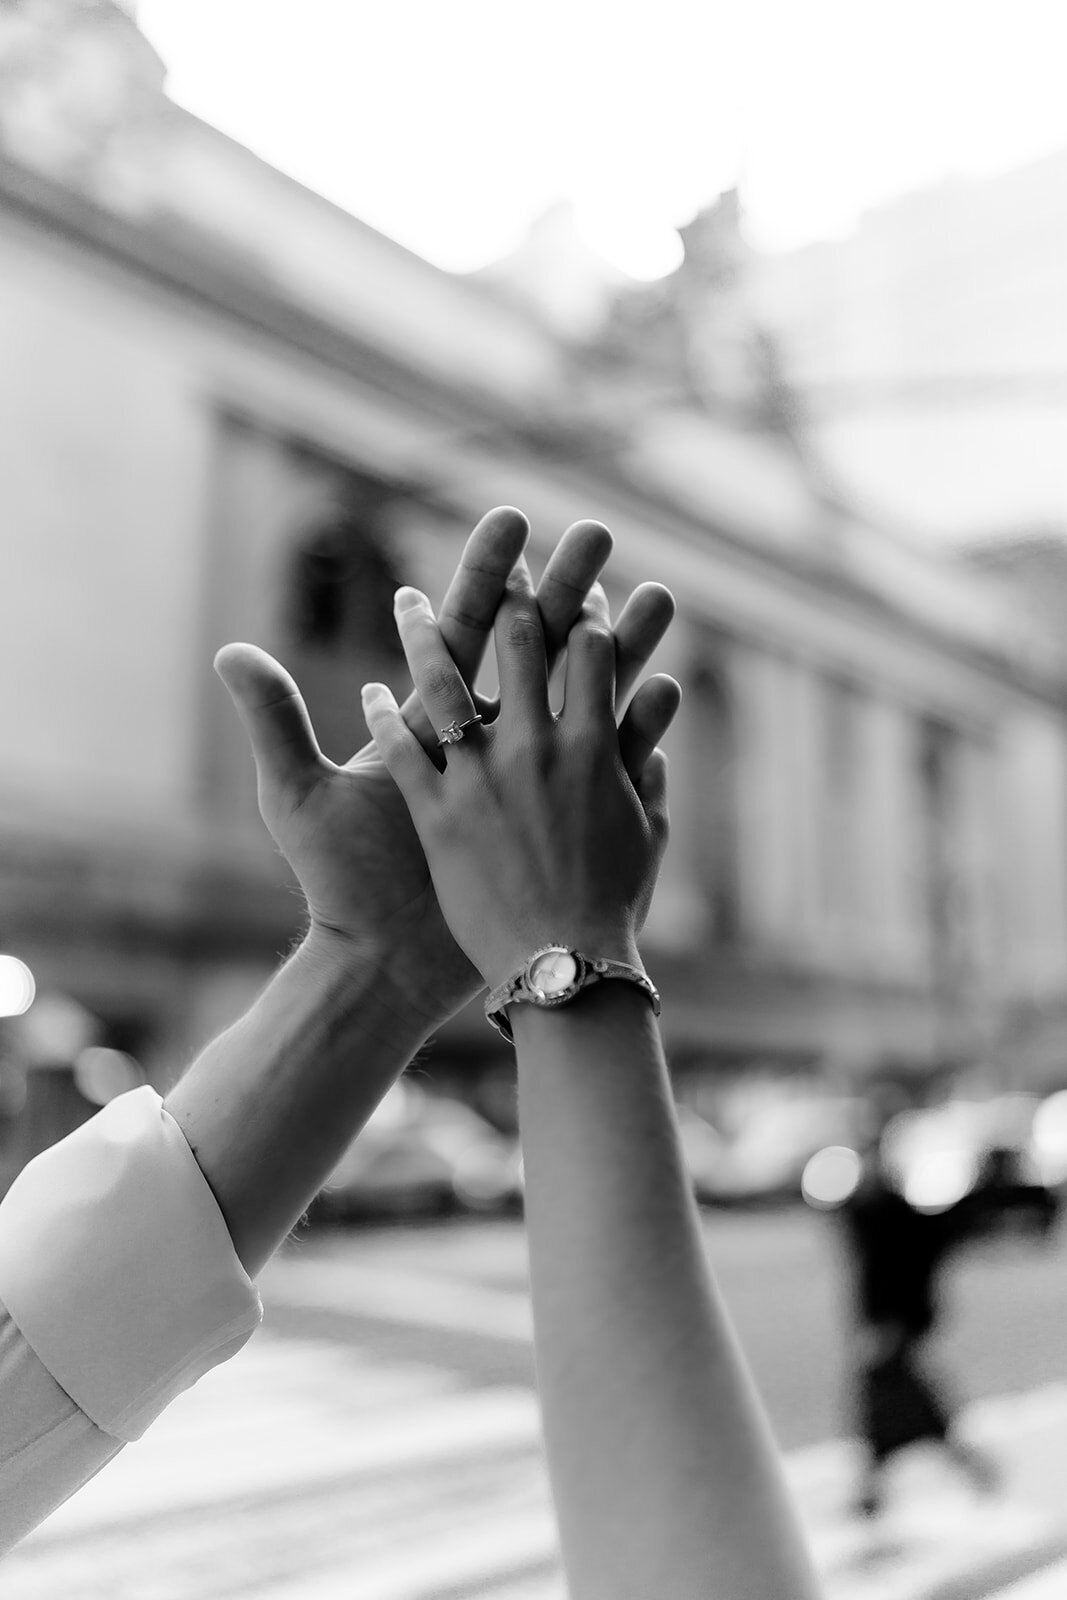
left=162, top=929, right=426, bottom=1278
left=512, top=990, right=819, bottom=1600
left=364, top=568, right=821, bottom=1600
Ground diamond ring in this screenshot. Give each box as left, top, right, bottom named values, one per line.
left=437, top=715, right=483, bottom=747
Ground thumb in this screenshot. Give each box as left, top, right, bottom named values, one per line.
left=214, top=643, right=324, bottom=802
left=618, top=675, right=681, bottom=784
left=633, top=748, right=670, bottom=846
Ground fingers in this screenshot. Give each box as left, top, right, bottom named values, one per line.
left=431, top=505, right=529, bottom=681
left=612, top=583, right=676, bottom=711
left=633, top=748, right=670, bottom=842
left=401, top=506, right=528, bottom=750
left=562, top=584, right=616, bottom=729
left=214, top=643, right=324, bottom=801
left=618, top=674, right=683, bottom=781
left=535, top=519, right=614, bottom=671
left=494, top=559, right=551, bottom=722
left=360, top=682, right=438, bottom=813
left=393, top=587, right=480, bottom=745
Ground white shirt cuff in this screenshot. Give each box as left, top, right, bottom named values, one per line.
left=0, top=1086, right=262, bottom=1441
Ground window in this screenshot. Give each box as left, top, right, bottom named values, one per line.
left=918, top=717, right=968, bottom=984
left=279, top=455, right=409, bottom=764
left=289, top=483, right=406, bottom=660
left=821, top=674, right=862, bottom=932
left=201, top=413, right=416, bottom=806
left=691, top=656, right=740, bottom=941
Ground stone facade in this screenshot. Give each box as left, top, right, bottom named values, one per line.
left=751, top=146, right=1067, bottom=546
left=3, top=4, right=1067, bottom=1101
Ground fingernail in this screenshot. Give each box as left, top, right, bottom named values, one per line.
left=361, top=682, right=388, bottom=700
left=394, top=586, right=426, bottom=613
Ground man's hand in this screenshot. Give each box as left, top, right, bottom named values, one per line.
left=215, top=507, right=677, bottom=1029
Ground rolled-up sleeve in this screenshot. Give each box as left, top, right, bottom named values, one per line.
left=0, top=1085, right=261, bottom=1452
left=0, top=1307, right=124, bottom=1556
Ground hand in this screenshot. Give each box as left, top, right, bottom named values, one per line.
left=215, top=508, right=677, bottom=1027
left=362, top=566, right=681, bottom=991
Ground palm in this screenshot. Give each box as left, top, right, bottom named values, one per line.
left=267, top=743, right=482, bottom=1023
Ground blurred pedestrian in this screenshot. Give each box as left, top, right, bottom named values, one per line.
left=838, top=1127, right=999, bottom=1517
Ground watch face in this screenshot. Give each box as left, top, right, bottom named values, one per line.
left=527, top=947, right=579, bottom=998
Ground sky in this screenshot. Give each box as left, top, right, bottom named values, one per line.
left=137, top=0, right=1067, bottom=281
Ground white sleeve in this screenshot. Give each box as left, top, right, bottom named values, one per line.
left=0, top=1085, right=262, bottom=1443
left=0, top=1304, right=124, bottom=1557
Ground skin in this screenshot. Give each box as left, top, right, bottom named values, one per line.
left=363, top=570, right=676, bottom=986
left=0, top=508, right=688, bottom=1562
left=209, top=508, right=674, bottom=1024
left=363, top=578, right=822, bottom=1600
left=165, top=507, right=680, bottom=1276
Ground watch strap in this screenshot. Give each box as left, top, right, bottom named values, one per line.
left=485, top=951, right=661, bottom=1044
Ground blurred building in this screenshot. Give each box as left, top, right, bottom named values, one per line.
left=752, top=147, right=1067, bottom=545
left=3, top=1, right=1067, bottom=1112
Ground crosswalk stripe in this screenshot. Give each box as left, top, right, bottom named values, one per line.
left=21, top=1337, right=541, bottom=1542
left=991, top=1558, right=1067, bottom=1598
left=458, top=1577, right=562, bottom=1600
left=969, top=1381, right=1067, bottom=1436
left=6, top=1312, right=1066, bottom=1600
left=264, top=1260, right=534, bottom=1342
left=260, top=1509, right=560, bottom=1600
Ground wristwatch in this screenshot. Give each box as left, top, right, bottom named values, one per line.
left=484, top=944, right=661, bottom=1044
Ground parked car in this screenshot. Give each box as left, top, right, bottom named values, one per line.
left=678, top=1096, right=865, bottom=1205
left=313, top=1080, right=523, bottom=1221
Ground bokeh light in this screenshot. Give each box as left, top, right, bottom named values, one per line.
left=801, top=1144, right=862, bottom=1209
left=0, top=955, right=35, bottom=1018
left=1032, top=1090, right=1067, bottom=1185
left=901, top=1148, right=977, bottom=1214
left=73, top=1048, right=144, bottom=1108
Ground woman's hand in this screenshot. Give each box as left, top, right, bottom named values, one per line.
left=361, top=564, right=681, bottom=991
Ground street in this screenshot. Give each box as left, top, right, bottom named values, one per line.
left=267, top=1203, right=1067, bottom=1451
left=5, top=1205, right=1067, bottom=1599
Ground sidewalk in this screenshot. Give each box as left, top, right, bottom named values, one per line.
left=783, top=1385, right=1067, bottom=1600
left=991, top=1560, right=1067, bottom=1598
left=5, top=1321, right=1067, bottom=1600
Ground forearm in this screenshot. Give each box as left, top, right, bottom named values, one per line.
left=165, top=928, right=430, bottom=1278
left=513, top=984, right=820, bottom=1600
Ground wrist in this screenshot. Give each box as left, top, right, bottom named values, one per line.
left=486, top=940, right=658, bottom=1046
left=481, top=929, right=641, bottom=994
left=298, top=924, right=437, bottom=1050
left=302, top=920, right=385, bottom=985
left=304, top=918, right=485, bottom=1037
left=509, top=970, right=659, bottom=1042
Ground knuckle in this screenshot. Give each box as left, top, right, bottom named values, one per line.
left=397, top=605, right=431, bottom=637
left=505, top=724, right=553, bottom=773
left=506, top=609, right=543, bottom=649
left=573, top=621, right=614, bottom=654
left=563, top=724, right=613, bottom=774
left=421, top=660, right=460, bottom=702
left=442, top=600, right=485, bottom=634
left=376, top=720, right=404, bottom=756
